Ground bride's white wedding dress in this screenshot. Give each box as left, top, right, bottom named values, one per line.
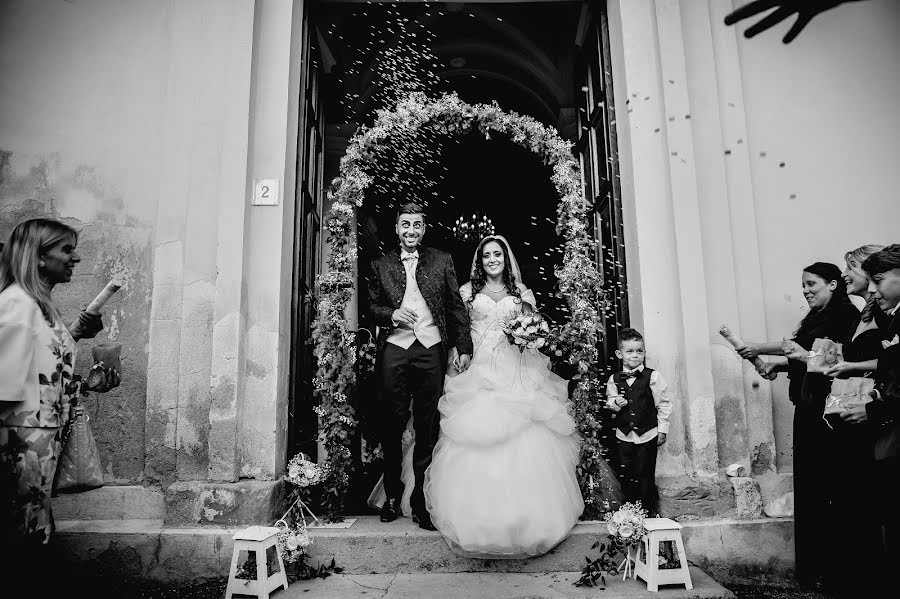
left=367, top=274, right=622, bottom=557
left=423, top=284, right=586, bottom=558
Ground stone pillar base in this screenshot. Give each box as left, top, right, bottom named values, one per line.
left=164, top=480, right=287, bottom=526
left=657, top=475, right=735, bottom=520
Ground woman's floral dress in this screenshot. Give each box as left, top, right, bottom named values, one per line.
left=1, top=284, right=80, bottom=544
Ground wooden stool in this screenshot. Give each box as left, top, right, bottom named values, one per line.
left=632, top=517, right=693, bottom=592
left=225, top=525, right=289, bottom=599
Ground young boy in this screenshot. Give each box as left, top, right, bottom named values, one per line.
left=605, top=328, right=672, bottom=515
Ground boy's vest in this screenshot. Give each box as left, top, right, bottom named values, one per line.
left=612, top=367, right=657, bottom=436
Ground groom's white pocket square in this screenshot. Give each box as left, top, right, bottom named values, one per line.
left=883, top=334, right=899, bottom=349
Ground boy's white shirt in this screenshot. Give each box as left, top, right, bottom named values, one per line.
left=605, top=364, right=673, bottom=445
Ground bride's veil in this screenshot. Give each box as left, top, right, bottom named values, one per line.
left=469, top=234, right=525, bottom=288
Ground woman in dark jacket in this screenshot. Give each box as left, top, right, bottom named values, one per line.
left=841, top=245, right=900, bottom=595
left=738, top=262, right=859, bottom=590
left=819, top=246, right=885, bottom=597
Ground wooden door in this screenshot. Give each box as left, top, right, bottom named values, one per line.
left=289, top=6, right=326, bottom=461
left=574, top=3, right=629, bottom=373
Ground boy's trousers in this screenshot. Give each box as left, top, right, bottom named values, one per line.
left=618, top=437, right=658, bottom=514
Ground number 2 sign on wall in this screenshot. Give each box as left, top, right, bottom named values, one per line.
left=253, top=179, right=280, bottom=206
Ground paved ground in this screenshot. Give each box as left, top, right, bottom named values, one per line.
left=274, top=568, right=730, bottom=598
left=59, top=572, right=839, bottom=599
left=41, top=571, right=840, bottom=599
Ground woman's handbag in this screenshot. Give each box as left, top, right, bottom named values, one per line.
left=54, top=402, right=104, bottom=494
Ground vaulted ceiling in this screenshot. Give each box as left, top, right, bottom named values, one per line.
left=314, top=1, right=584, bottom=129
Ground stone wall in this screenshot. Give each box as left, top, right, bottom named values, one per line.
left=0, top=0, right=169, bottom=482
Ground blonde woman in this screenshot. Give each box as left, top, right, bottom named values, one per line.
left=0, top=218, right=106, bottom=549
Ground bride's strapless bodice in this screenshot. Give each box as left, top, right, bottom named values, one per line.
left=469, top=293, right=523, bottom=355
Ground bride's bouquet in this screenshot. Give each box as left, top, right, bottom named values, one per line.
left=501, top=312, right=550, bottom=352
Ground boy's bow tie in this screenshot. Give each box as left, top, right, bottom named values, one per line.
left=619, top=370, right=639, bottom=378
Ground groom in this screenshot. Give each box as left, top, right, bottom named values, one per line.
left=368, top=202, right=472, bottom=530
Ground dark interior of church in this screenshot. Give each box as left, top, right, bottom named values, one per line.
left=304, top=2, right=622, bottom=512
left=315, top=1, right=587, bottom=328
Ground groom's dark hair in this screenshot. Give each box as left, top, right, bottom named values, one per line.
left=396, top=202, right=426, bottom=223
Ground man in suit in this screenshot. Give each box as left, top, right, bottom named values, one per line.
left=368, top=202, right=472, bottom=530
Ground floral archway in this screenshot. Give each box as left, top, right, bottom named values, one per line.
left=312, top=92, right=611, bottom=520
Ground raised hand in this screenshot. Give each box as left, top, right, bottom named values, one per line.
left=737, top=342, right=760, bottom=360
left=760, top=361, right=780, bottom=380
left=69, top=310, right=103, bottom=341
left=782, top=339, right=808, bottom=361
left=724, top=0, right=866, bottom=44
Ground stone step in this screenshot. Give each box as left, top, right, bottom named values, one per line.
left=53, top=485, right=165, bottom=520
left=279, top=570, right=733, bottom=598
left=54, top=515, right=793, bottom=584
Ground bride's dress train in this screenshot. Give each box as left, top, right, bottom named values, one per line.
left=425, top=291, right=591, bottom=558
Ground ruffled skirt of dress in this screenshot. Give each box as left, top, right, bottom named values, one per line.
left=424, top=342, right=585, bottom=559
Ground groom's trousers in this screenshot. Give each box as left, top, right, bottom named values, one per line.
left=380, top=340, right=445, bottom=515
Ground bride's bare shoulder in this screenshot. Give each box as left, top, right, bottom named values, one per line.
left=460, top=281, right=473, bottom=300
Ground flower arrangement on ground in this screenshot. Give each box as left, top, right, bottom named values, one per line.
left=605, top=501, right=648, bottom=543
left=502, top=312, right=550, bottom=352
left=274, top=453, right=342, bottom=581
left=575, top=502, right=648, bottom=588
left=277, top=521, right=312, bottom=566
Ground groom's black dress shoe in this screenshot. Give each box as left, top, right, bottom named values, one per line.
left=412, top=512, right=437, bottom=531
left=380, top=498, right=401, bottom=522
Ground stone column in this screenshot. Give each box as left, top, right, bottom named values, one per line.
left=237, top=0, right=307, bottom=480
left=146, top=0, right=308, bottom=525
left=608, top=0, right=781, bottom=494
left=147, top=0, right=259, bottom=486
left=608, top=0, right=721, bottom=479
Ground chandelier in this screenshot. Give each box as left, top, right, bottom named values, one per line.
left=453, top=211, right=496, bottom=243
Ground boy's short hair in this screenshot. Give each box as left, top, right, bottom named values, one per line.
left=396, top=202, right=426, bottom=223
left=861, top=244, right=900, bottom=276
left=618, top=327, right=644, bottom=348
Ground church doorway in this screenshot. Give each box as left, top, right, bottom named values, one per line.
left=288, top=0, right=627, bottom=514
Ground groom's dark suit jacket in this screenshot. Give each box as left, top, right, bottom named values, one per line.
left=368, top=246, right=473, bottom=358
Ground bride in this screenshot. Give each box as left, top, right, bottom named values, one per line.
left=369, top=235, right=621, bottom=558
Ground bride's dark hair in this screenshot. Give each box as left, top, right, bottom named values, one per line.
left=469, top=236, right=522, bottom=305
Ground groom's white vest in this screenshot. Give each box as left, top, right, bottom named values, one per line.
left=387, top=252, right=441, bottom=350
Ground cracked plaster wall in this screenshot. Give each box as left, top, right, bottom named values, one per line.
left=0, top=0, right=170, bottom=483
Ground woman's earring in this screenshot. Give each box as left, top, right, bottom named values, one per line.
left=38, top=261, right=45, bottom=268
